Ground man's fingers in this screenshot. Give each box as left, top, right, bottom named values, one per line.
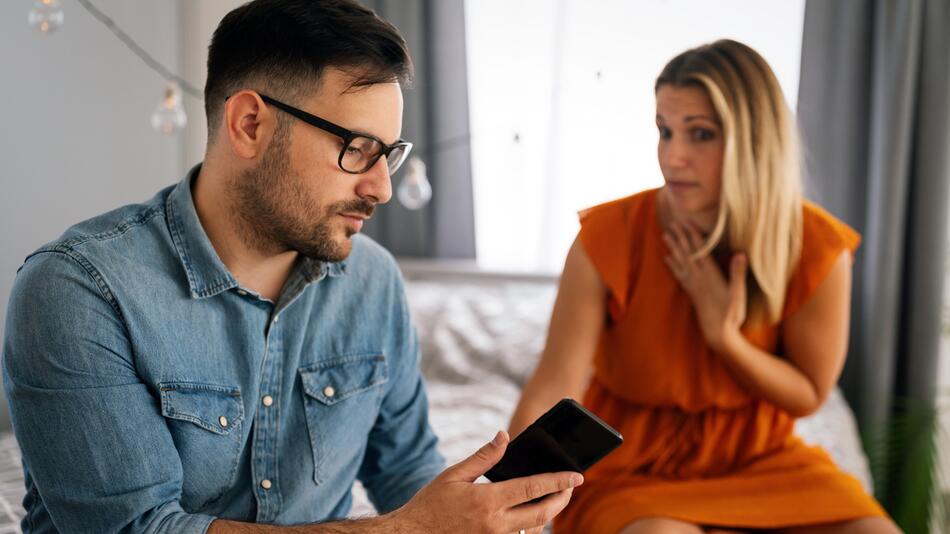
left=503, top=487, right=575, bottom=532
left=443, top=431, right=509, bottom=483
left=494, top=471, right=582, bottom=507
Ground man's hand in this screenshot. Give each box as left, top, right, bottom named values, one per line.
left=208, top=432, right=581, bottom=533
left=390, top=431, right=583, bottom=534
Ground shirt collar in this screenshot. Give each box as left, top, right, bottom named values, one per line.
left=166, top=164, right=347, bottom=300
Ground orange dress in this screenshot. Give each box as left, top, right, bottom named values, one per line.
left=554, top=188, right=887, bottom=533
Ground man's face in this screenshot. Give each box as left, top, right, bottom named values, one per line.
left=232, top=68, right=403, bottom=262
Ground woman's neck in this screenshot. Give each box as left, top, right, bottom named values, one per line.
left=657, top=187, right=719, bottom=235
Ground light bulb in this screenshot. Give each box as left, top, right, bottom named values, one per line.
left=28, top=0, right=64, bottom=34
left=151, top=84, right=187, bottom=135
left=397, top=157, right=432, bottom=210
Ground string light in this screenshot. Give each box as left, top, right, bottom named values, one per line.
left=28, top=0, right=64, bottom=34
left=151, top=83, right=188, bottom=136
left=397, top=157, right=433, bottom=210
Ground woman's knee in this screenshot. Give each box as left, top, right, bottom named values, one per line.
left=619, top=517, right=706, bottom=534
left=838, top=517, right=901, bottom=534
left=777, top=517, right=901, bottom=534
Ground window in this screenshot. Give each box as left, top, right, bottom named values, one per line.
left=465, top=0, right=806, bottom=272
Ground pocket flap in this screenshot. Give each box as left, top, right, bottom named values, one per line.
left=160, top=382, right=244, bottom=435
left=299, top=354, right=388, bottom=406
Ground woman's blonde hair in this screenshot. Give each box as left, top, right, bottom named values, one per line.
left=656, top=39, right=803, bottom=326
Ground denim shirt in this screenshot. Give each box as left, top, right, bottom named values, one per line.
left=2, top=167, right=445, bottom=533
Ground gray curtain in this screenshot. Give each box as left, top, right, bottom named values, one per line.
left=798, top=0, right=950, bottom=512
left=360, top=0, right=477, bottom=259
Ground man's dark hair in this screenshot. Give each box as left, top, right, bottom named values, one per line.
left=204, top=0, right=412, bottom=135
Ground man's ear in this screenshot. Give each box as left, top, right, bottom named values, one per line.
left=223, top=91, right=274, bottom=160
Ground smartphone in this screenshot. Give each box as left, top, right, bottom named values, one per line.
left=485, top=398, right=623, bottom=483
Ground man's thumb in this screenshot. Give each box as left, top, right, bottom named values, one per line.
left=445, top=431, right=508, bottom=482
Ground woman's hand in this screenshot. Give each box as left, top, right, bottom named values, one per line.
left=662, top=221, right=855, bottom=418
left=662, top=220, right=747, bottom=355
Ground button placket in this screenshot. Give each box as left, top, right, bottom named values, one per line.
left=254, top=311, right=284, bottom=522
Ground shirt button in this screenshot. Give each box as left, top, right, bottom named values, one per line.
left=262, top=395, right=274, bottom=407
left=260, top=479, right=272, bottom=490
left=323, top=386, right=336, bottom=398
left=219, top=416, right=229, bottom=428
left=273, top=314, right=280, bottom=323
left=237, top=289, right=247, bottom=296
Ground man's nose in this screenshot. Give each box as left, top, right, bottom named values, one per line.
left=355, top=157, right=393, bottom=205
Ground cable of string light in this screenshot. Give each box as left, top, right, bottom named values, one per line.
left=75, top=0, right=203, bottom=99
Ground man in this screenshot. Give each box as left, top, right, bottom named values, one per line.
left=2, top=1, right=581, bottom=532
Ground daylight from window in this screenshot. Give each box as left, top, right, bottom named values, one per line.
left=466, top=0, right=806, bottom=273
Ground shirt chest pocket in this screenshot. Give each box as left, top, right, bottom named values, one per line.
left=299, top=354, right=388, bottom=484
left=160, top=382, right=245, bottom=509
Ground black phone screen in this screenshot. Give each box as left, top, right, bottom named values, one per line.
left=484, top=398, right=623, bottom=482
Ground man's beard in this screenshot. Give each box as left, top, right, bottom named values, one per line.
left=230, top=129, right=375, bottom=262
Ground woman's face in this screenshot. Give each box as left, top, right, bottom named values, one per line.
left=655, top=84, right=724, bottom=218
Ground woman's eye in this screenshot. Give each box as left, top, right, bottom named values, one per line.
left=692, top=128, right=716, bottom=141
left=657, top=126, right=672, bottom=139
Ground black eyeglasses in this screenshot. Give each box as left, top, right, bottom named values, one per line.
left=258, top=94, right=412, bottom=175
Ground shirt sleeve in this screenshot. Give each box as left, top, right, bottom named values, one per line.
left=2, top=249, right=215, bottom=534
left=356, top=267, right=445, bottom=513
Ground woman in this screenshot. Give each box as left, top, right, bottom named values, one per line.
left=508, top=40, right=898, bottom=534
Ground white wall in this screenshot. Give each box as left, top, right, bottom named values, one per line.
left=180, top=1, right=247, bottom=168
left=0, top=0, right=241, bottom=431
